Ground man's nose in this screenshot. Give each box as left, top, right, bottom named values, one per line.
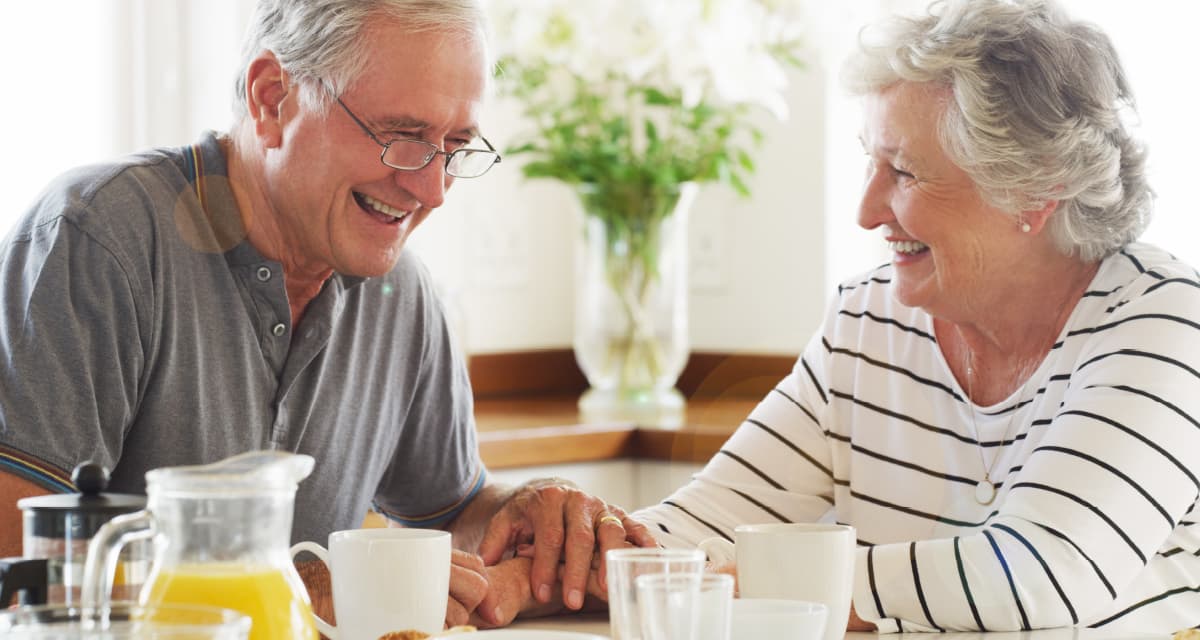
left=396, top=158, right=448, bottom=211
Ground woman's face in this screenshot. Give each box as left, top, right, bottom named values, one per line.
left=857, top=82, right=1025, bottom=319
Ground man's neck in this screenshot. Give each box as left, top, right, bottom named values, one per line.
left=221, top=129, right=332, bottom=328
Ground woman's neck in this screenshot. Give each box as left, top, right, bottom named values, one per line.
left=939, top=254, right=1100, bottom=405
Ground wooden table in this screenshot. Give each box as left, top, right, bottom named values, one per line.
left=360, top=395, right=754, bottom=528
left=507, top=613, right=1164, bottom=640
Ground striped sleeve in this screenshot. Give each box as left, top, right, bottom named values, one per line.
left=855, top=268, right=1200, bottom=631
left=633, top=324, right=841, bottom=548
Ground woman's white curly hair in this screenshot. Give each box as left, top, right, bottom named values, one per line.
left=843, top=0, right=1152, bottom=261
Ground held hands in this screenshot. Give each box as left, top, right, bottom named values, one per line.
left=432, top=548, right=594, bottom=629
left=476, top=477, right=657, bottom=612
left=473, top=547, right=613, bottom=628
left=445, top=550, right=489, bottom=628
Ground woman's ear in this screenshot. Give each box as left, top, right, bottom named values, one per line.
left=243, top=51, right=291, bottom=148
left=1019, top=198, right=1058, bottom=234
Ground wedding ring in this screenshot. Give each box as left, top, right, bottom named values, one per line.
left=598, top=514, right=624, bottom=527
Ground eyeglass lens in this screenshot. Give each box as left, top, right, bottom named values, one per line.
left=381, top=140, right=497, bottom=178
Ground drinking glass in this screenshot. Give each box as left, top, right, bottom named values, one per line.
left=636, top=573, right=733, bottom=640
left=0, top=602, right=251, bottom=639
left=606, top=548, right=706, bottom=640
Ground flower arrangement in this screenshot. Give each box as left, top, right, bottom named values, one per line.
left=487, top=0, right=806, bottom=215
left=485, top=0, right=806, bottom=416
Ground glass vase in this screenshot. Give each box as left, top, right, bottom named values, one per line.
left=573, top=182, right=697, bottom=428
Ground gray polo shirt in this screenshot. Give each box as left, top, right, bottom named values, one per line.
left=0, top=131, right=483, bottom=544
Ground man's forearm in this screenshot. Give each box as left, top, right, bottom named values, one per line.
left=442, top=481, right=514, bottom=552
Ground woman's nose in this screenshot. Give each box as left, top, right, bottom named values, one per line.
left=856, top=164, right=891, bottom=231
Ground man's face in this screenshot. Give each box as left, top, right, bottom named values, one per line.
left=260, top=21, right=487, bottom=279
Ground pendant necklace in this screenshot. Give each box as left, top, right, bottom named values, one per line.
left=962, top=348, right=1025, bottom=506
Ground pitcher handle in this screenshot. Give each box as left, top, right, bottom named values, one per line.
left=81, top=509, right=157, bottom=609
left=290, top=541, right=338, bottom=639
left=698, top=537, right=736, bottom=567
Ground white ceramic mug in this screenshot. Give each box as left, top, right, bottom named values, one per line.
left=290, top=528, right=451, bottom=640
left=699, top=523, right=854, bottom=640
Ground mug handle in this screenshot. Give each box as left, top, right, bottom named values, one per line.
left=698, top=537, right=736, bottom=567
left=290, top=541, right=337, bottom=639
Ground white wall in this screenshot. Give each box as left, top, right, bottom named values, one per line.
left=1062, top=2, right=1200, bottom=266
left=3, top=1, right=1198, bottom=360
left=488, top=460, right=705, bottom=512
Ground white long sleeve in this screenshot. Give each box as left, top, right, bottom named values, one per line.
left=634, top=243, right=1200, bottom=633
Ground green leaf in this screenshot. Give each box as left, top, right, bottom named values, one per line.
left=641, top=87, right=676, bottom=106
left=730, top=172, right=751, bottom=198
left=737, top=149, right=756, bottom=172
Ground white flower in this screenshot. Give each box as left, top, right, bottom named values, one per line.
left=486, top=0, right=806, bottom=199
left=486, top=0, right=804, bottom=120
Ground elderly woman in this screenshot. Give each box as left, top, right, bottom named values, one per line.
left=633, top=0, right=1200, bottom=633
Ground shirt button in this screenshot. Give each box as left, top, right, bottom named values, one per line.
left=272, top=323, right=287, bottom=337
left=256, top=266, right=272, bottom=282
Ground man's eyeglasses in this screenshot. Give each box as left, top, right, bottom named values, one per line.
left=333, top=96, right=501, bottom=179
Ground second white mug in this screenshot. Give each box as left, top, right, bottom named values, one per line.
left=290, top=528, right=450, bottom=640
left=700, top=523, right=855, bottom=640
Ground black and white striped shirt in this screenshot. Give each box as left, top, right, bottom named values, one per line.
left=635, top=242, right=1200, bottom=632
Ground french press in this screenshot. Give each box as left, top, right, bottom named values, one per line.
left=0, top=462, right=148, bottom=605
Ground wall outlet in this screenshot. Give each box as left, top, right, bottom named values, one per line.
left=690, top=213, right=728, bottom=293
left=470, top=224, right=529, bottom=289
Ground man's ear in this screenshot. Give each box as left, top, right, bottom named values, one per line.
left=243, top=51, right=291, bottom=148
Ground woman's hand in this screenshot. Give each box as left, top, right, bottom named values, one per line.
left=846, top=603, right=878, bottom=632
left=706, top=561, right=738, bottom=595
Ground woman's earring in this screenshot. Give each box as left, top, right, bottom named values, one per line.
left=1019, top=221, right=1032, bottom=233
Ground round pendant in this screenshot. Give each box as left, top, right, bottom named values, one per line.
left=975, top=479, right=997, bottom=506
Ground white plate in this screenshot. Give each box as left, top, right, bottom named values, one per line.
left=449, top=631, right=607, bottom=640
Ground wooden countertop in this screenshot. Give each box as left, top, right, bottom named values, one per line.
left=475, top=396, right=757, bottom=469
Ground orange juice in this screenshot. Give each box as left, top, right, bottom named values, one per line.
left=142, top=563, right=317, bottom=640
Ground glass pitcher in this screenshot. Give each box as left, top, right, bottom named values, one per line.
left=82, top=451, right=319, bottom=640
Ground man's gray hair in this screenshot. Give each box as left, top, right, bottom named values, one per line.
left=843, top=0, right=1151, bottom=262
left=232, top=0, right=489, bottom=119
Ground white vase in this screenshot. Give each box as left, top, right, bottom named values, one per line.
left=572, top=182, right=697, bottom=428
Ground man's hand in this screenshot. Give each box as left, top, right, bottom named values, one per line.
left=445, top=550, right=490, bottom=628
left=476, top=478, right=656, bottom=612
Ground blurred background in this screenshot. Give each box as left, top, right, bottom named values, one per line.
left=2, top=0, right=1196, bottom=359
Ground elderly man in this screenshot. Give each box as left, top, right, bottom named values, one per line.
left=0, top=0, right=649, bottom=628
